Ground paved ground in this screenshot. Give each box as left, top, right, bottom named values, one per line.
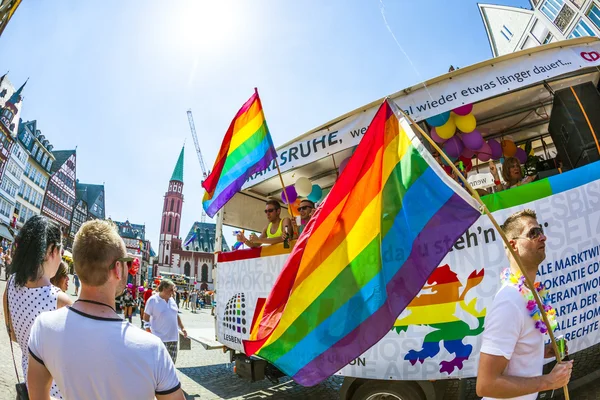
left=1, top=274, right=599, bottom=399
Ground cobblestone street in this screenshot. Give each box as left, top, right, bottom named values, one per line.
left=1, top=275, right=599, bottom=399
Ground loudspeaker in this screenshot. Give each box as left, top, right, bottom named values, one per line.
left=548, top=82, right=600, bottom=171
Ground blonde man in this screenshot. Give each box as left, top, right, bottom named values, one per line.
left=477, top=210, right=572, bottom=399
left=27, top=220, right=184, bottom=400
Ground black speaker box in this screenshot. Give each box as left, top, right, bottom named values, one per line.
left=548, top=82, right=600, bottom=171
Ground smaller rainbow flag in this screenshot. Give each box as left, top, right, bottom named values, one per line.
left=202, top=90, right=277, bottom=218
left=243, top=99, right=481, bottom=386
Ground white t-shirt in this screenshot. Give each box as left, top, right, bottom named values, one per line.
left=145, top=293, right=179, bottom=342
left=28, top=307, right=180, bottom=399
left=480, top=284, right=545, bottom=400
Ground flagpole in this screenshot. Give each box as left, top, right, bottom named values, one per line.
left=398, top=107, right=570, bottom=399
left=273, top=158, right=294, bottom=217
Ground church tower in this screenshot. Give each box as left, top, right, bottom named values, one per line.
left=158, top=146, right=184, bottom=271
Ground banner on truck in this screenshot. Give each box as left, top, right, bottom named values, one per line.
left=243, top=41, right=600, bottom=189
left=219, top=172, right=600, bottom=380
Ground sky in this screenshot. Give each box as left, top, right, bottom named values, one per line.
left=0, top=0, right=531, bottom=249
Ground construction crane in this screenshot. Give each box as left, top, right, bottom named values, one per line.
left=187, top=109, right=209, bottom=223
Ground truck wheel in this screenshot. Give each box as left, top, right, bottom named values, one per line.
left=351, top=381, right=426, bottom=400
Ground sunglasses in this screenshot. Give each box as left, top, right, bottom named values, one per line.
left=298, top=206, right=313, bottom=211
left=264, top=208, right=277, bottom=214
left=513, top=226, right=545, bottom=241
left=110, top=256, right=134, bottom=269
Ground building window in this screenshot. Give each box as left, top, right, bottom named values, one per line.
left=588, top=3, right=600, bottom=30
left=41, top=153, right=48, bottom=168
left=165, top=255, right=169, bottom=265
left=46, top=159, right=52, bottom=172
left=24, top=162, right=31, bottom=177
left=170, top=199, right=174, bottom=212
left=31, top=143, right=39, bottom=158
left=500, top=25, right=513, bottom=41
left=168, top=216, right=172, bottom=232
left=541, top=0, right=564, bottom=21
left=543, top=32, right=553, bottom=43
left=569, top=18, right=597, bottom=37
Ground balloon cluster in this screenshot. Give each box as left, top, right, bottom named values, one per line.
left=426, top=105, right=525, bottom=164
left=280, top=177, right=323, bottom=208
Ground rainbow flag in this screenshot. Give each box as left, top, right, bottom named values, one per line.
left=202, top=89, right=277, bottom=218
left=243, top=100, right=481, bottom=386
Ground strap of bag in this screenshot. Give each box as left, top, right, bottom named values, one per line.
left=4, top=275, right=22, bottom=383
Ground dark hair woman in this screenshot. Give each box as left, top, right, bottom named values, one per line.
left=50, top=261, right=70, bottom=292
left=2, top=216, right=72, bottom=399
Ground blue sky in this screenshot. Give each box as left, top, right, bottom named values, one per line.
left=0, top=0, right=530, bottom=249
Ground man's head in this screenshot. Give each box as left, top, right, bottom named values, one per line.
left=264, top=200, right=281, bottom=223
left=158, top=278, right=176, bottom=298
left=298, top=199, right=315, bottom=220
left=73, top=219, right=129, bottom=295
left=501, top=209, right=547, bottom=270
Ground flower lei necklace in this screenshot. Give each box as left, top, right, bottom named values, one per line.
left=501, top=268, right=558, bottom=334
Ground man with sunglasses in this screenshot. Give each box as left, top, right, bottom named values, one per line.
left=27, top=220, right=184, bottom=399
left=477, top=209, right=573, bottom=400
left=236, top=199, right=293, bottom=247
left=296, top=199, right=315, bottom=236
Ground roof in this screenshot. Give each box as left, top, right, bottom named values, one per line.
left=170, top=146, right=184, bottom=183
left=50, top=150, right=75, bottom=173
left=7, top=78, right=26, bottom=105
left=76, top=182, right=105, bottom=219
left=114, top=220, right=145, bottom=240
left=182, top=222, right=230, bottom=252
left=478, top=3, right=534, bottom=57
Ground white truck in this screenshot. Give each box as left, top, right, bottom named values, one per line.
left=205, top=37, right=600, bottom=400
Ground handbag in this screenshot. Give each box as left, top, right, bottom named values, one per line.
left=4, top=276, right=30, bottom=400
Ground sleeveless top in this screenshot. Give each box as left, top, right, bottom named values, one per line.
left=7, top=274, right=63, bottom=399
left=267, top=219, right=283, bottom=238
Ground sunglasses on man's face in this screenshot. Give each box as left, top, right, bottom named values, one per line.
left=513, top=226, right=545, bottom=241
left=298, top=206, right=312, bottom=211
left=264, top=208, right=277, bottom=214
left=110, top=257, right=134, bottom=269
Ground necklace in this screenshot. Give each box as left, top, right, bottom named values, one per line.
left=501, top=268, right=557, bottom=334
left=75, top=299, right=117, bottom=314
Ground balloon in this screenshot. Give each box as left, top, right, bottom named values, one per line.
left=281, top=185, right=297, bottom=204
left=515, top=147, right=528, bottom=164
left=454, top=113, right=477, bottom=133
left=435, top=116, right=456, bottom=139
left=294, top=177, right=312, bottom=197
left=430, top=127, right=447, bottom=144
left=288, top=198, right=301, bottom=215
left=338, top=157, right=351, bottom=175
left=307, top=184, right=322, bottom=202
left=488, top=139, right=503, bottom=160
left=443, top=136, right=464, bottom=158
left=461, top=147, right=475, bottom=158
left=458, top=156, right=473, bottom=172
left=477, top=142, right=492, bottom=162
left=426, top=111, right=451, bottom=127
left=461, top=130, right=484, bottom=151
left=453, top=104, right=473, bottom=116
left=501, top=140, right=517, bottom=157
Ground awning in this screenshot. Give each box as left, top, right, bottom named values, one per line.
left=0, top=224, right=14, bottom=242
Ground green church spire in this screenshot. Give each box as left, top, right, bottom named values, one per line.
left=170, top=146, right=184, bottom=183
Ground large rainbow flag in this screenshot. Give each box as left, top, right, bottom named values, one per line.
left=243, top=99, right=481, bottom=386
left=202, top=89, right=277, bottom=218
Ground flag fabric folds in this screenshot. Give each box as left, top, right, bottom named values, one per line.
left=243, top=99, right=481, bottom=386
left=202, top=90, right=277, bottom=218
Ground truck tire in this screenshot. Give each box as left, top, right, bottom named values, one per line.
left=351, top=381, right=426, bottom=400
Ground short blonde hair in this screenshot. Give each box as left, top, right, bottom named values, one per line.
left=158, top=278, right=175, bottom=292
left=73, top=220, right=126, bottom=286
left=501, top=209, right=538, bottom=239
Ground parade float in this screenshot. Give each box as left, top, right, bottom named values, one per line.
left=198, top=37, right=600, bottom=400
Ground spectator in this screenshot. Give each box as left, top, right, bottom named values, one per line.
left=73, top=272, right=80, bottom=296
left=4, top=248, right=12, bottom=280
left=183, top=289, right=189, bottom=309
left=123, top=285, right=136, bottom=323
left=27, top=219, right=184, bottom=399
left=3, top=216, right=72, bottom=399
left=489, top=157, right=535, bottom=192
left=175, top=288, right=181, bottom=309
left=144, top=279, right=187, bottom=364
left=50, top=261, right=69, bottom=293
left=190, top=289, right=198, bottom=313
left=236, top=200, right=292, bottom=247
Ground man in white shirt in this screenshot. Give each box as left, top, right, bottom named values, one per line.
left=476, top=209, right=573, bottom=399
left=144, top=278, right=187, bottom=363
left=27, top=220, right=185, bottom=400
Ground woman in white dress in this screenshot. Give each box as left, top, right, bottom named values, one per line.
left=2, top=216, right=72, bottom=399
